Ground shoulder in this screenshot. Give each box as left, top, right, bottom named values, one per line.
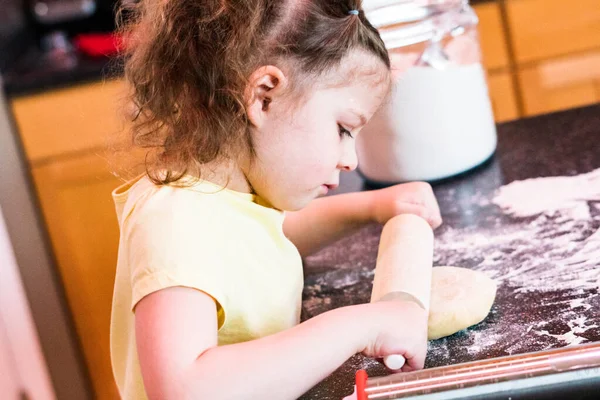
left=123, top=177, right=233, bottom=228
left=120, top=179, right=239, bottom=274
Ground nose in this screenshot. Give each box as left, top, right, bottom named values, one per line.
left=338, top=140, right=358, bottom=172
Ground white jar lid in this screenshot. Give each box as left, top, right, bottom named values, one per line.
left=363, top=0, right=477, bottom=49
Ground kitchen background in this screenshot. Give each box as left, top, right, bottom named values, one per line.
left=0, top=0, right=599, bottom=399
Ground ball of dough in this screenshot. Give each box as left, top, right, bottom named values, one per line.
left=428, top=266, right=497, bottom=340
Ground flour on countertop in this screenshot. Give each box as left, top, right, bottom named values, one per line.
left=435, top=215, right=600, bottom=293
left=436, top=168, right=600, bottom=292
left=534, top=315, right=599, bottom=346
left=492, top=167, right=600, bottom=220
left=433, top=168, right=600, bottom=348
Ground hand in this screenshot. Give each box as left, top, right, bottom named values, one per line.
left=369, top=182, right=442, bottom=229
left=358, top=301, right=429, bottom=372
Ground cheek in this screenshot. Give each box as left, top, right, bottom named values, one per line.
left=284, top=121, right=338, bottom=170
left=295, top=136, right=339, bottom=180
left=258, top=105, right=339, bottom=188
left=302, top=113, right=340, bottom=164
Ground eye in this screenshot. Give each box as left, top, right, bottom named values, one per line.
left=338, top=124, right=354, bottom=139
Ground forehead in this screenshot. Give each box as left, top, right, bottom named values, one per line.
left=305, top=52, right=390, bottom=116
left=321, top=49, right=391, bottom=92
left=279, top=50, right=391, bottom=116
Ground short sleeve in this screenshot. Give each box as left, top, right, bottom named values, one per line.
left=124, top=195, right=231, bottom=328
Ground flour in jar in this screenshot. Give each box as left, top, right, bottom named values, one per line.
left=356, top=63, right=497, bottom=183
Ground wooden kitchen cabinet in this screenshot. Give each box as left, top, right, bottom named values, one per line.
left=475, top=2, right=510, bottom=71
left=10, top=80, right=128, bottom=400
left=31, top=154, right=122, bottom=400
left=10, top=80, right=126, bottom=163
left=488, top=71, right=519, bottom=122
left=474, top=2, right=518, bottom=122
left=518, top=50, right=600, bottom=116
left=506, top=0, right=600, bottom=64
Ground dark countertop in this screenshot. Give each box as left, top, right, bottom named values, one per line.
left=3, top=44, right=119, bottom=97
left=300, top=104, right=600, bottom=399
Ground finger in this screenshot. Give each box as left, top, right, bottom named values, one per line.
left=422, top=199, right=442, bottom=229
left=429, top=212, right=443, bottom=229
left=422, top=187, right=443, bottom=229
left=393, top=202, right=430, bottom=222
left=401, top=344, right=427, bottom=371
left=400, top=364, right=416, bottom=373
left=404, top=354, right=426, bottom=371
left=396, top=202, right=441, bottom=229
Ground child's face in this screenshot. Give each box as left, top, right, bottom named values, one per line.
left=247, top=53, right=390, bottom=211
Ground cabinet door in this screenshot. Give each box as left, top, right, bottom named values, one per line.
left=518, top=50, right=600, bottom=116
left=488, top=71, right=520, bottom=123
left=31, top=153, right=123, bottom=400
left=10, top=80, right=126, bottom=163
left=475, top=2, right=510, bottom=71
left=507, top=0, right=600, bottom=63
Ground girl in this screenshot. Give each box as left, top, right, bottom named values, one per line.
left=111, top=0, right=443, bottom=399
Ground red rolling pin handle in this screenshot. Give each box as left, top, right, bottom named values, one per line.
left=356, top=369, right=368, bottom=400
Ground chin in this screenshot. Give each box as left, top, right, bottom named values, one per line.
left=278, top=199, right=311, bottom=212
left=271, top=193, right=316, bottom=212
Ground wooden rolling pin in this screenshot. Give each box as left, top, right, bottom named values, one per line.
left=371, top=214, right=434, bottom=370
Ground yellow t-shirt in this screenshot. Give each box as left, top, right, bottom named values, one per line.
left=110, top=175, right=303, bottom=399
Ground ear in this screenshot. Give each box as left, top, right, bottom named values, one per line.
left=245, top=65, right=288, bottom=128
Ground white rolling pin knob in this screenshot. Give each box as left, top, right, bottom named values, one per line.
left=384, top=354, right=407, bottom=371
left=370, top=214, right=434, bottom=370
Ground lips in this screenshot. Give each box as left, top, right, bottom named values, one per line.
left=324, top=183, right=339, bottom=190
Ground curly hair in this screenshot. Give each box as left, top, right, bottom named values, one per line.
left=117, top=0, right=389, bottom=185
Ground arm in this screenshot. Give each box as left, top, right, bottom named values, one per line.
left=136, top=287, right=427, bottom=400
left=284, top=182, right=442, bottom=257
left=283, top=191, right=373, bottom=258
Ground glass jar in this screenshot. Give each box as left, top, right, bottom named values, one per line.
left=358, top=0, right=497, bottom=184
